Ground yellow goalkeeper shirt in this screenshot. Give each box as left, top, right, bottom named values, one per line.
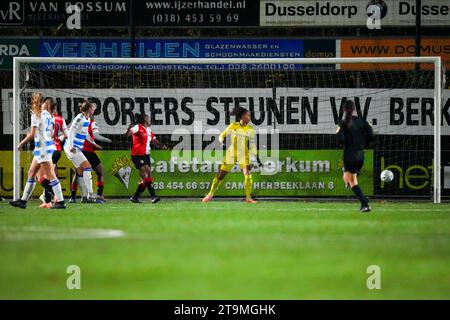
left=219, top=122, right=257, bottom=165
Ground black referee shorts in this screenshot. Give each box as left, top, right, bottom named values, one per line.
left=82, top=151, right=101, bottom=168
left=343, top=150, right=364, bottom=174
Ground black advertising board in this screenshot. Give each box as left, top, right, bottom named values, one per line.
left=135, top=0, right=259, bottom=27
left=0, top=0, right=259, bottom=28
left=0, top=0, right=129, bottom=27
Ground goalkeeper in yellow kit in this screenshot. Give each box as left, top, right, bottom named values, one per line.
left=202, top=106, right=259, bottom=204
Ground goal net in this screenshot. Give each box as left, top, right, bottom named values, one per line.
left=8, top=57, right=445, bottom=203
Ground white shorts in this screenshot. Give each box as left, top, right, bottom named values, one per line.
left=33, top=154, right=53, bottom=164
left=64, top=147, right=87, bottom=168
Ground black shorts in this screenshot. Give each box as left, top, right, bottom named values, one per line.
left=132, top=155, right=151, bottom=169
left=343, top=150, right=364, bottom=174
left=52, top=151, right=62, bottom=164
left=83, top=151, right=101, bottom=168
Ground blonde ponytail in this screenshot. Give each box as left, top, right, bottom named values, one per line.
left=31, top=93, right=43, bottom=118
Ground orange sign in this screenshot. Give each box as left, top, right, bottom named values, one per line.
left=340, top=38, right=450, bottom=70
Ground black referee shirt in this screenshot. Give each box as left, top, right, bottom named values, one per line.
left=336, top=116, right=374, bottom=152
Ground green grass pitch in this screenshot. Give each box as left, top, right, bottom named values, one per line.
left=0, top=199, right=449, bottom=299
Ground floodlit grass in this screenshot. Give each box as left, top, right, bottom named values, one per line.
left=0, top=199, right=449, bottom=299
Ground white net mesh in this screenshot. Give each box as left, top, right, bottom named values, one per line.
left=8, top=58, right=444, bottom=200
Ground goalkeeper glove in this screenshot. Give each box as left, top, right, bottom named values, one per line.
left=250, top=155, right=262, bottom=169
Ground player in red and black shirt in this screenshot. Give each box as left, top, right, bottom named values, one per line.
left=52, top=112, right=68, bottom=174
left=69, top=116, right=111, bottom=203
left=126, top=113, right=166, bottom=204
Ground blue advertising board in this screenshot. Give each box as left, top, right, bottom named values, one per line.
left=38, top=38, right=335, bottom=70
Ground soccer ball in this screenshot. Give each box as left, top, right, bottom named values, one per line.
left=380, top=170, right=394, bottom=183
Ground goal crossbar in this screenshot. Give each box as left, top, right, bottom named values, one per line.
left=12, top=56, right=441, bottom=65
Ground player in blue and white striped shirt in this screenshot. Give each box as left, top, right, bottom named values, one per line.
left=9, top=93, right=66, bottom=209
left=64, top=100, right=98, bottom=203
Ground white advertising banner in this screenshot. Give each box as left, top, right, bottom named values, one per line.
left=260, top=0, right=450, bottom=27
left=2, top=88, right=449, bottom=135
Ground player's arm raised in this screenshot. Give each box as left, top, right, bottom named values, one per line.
left=150, top=132, right=168, bottom=150
left=125, top=124, right=135, bottom=137
left=125, top=112, right=137, bottom=137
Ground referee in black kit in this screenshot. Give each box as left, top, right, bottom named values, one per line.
left=336, top=100, right=374, bottom=212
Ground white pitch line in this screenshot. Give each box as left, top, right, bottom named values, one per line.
left=270, top=207, right=450, bottom=212
left=0, top=226, right=126, bottom=241
left=127, top=206, right=450, bottom=213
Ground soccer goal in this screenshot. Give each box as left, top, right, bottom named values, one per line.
left=9, top=56, right=445, bottom=203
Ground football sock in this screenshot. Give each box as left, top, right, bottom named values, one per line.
left=134, top=181, right=146, bottom=198
left=50, top=179, right=64, bottom=202
left=208, top=177, right=222, bottom=196
left=77, top=175, right=87, bottom=197
left=244, top=175, right=253, bottom=199
left=21, top=178, right=36, bottom=201
left=40, top=178, right=53, bottom=203
left=83, top=168, right=93, bottom=194
left=97, top=180, right=104, bottom=196
left=70, top=181, right=78, bottom=198
left=352, top=185, right=369, bottom=207
left=144, top=177, right=156, bottom=198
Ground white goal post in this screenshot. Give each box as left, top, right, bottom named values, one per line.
left=12, top=56, right=443, bottom=203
